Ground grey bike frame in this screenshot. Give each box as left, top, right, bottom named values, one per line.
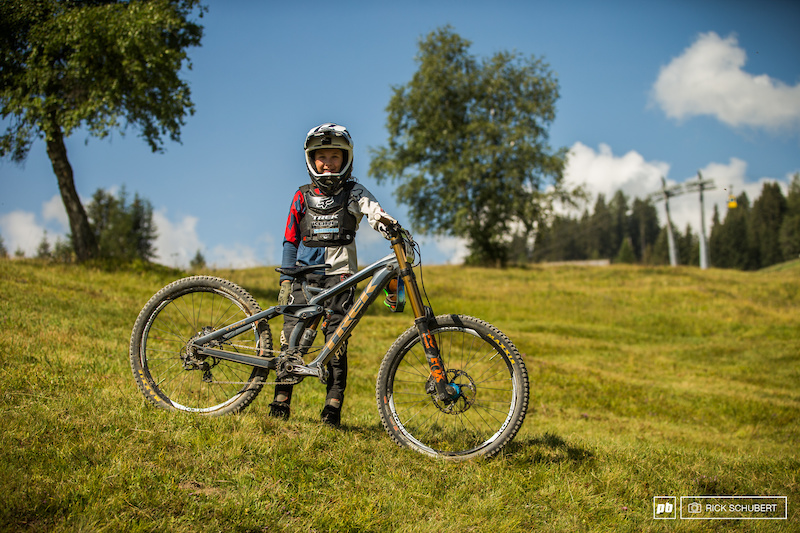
left=189, top=253, right=399, bottom=381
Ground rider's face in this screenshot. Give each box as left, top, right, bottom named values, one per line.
left=314, top=148, right=343, bottom=174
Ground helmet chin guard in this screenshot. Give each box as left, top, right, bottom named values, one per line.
left=305, top=123, right=354, bottom=194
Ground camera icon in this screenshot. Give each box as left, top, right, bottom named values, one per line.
left=688, top=502, right=702, bottom=514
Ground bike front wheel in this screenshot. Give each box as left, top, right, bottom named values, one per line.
left=130, top=276, right=272, bottom=416
left=376, top=314, right=529, bottom=460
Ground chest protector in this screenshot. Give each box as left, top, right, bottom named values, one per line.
left=299, top=182, right=358, bottom=247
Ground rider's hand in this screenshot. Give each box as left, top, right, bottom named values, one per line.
left=376, top=214, right=398, bottom=239
left=278, top=280, right=292, bottom=306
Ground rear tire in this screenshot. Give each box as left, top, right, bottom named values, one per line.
left=376, top=314, right=529, bottom=460
left=130, top=276, right=272, bottom=416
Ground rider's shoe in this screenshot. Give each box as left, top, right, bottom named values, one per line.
left=320, top=405, right=341, bottom=428
left=268, top=401, right=291, bottom=420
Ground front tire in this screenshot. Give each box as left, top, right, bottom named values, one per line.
left=376, top=314, right=529, bottom=460
left=130, top=276, right=272, bottom=416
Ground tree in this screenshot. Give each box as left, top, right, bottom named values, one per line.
left=608, top=190, right=629, bottom=260
left=369, top=26, right=567, bottom=266
left=779, top=173, right=800, bottom=261
left=189, top=249, right=206, bottom=269
left=614, top=237, right=636, bottom=264
left=677, top=224, right=699, bottom=266
left=0, top=0, right=204, bottom=262
left=710, top=192, right=759, bottom=270
left=0, top=235, right=7, bottom=258
left=85, top=187, right=157, bottom=262
left=52, top=237, right=74, bottom=263
left=628, top=197, right=660, bottom=263
left=36, top=231, right=52, bottom=259
left=588, top=194, right=614, bottom=259
left=750, top=182, right=786, bottom=268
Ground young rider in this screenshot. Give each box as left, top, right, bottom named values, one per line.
left=270, top=123, right=396, bottom=427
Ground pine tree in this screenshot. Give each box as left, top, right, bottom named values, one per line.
left=588, top=194, right=614, bottom=259
left=750, top=182, right=787, bottom=268
left=779, top=173, right=800, bottom=261
left=629, top=197, right=660, bottom=262
left=85, top=187, right=157, bottom=263
left=190, top=250, right=206, bottom=270
left=614, top=237, right=636, bottom=264
left=609, top=190, right=629, bottom=259
left=712, top=193, right=758, bottom=270
left=36, top=232, right=52, bottom=259
left=677, top=225, right=699, bottom=266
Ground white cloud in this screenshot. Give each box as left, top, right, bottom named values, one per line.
left=152, top=209, right=204, bottom=267
left=354, top=223, right=469, bottom=266
left=652, top=32, right=800, bottom=130
left=208, top=243, right=261, bottom=269
left=677, top=158, right=793, bottom=231
left=429, top=236, right=468, bottom=265
left=0, top=195, right=70, bottom=257
left=152, top=209, right=274, bottom=269
left=565, top=142, right=671, bottom=203
left=0, top=211, right=45, bottom=257
left=564, top=142, right=795, bottom=236
left=42, top=195, right=69, bottom=228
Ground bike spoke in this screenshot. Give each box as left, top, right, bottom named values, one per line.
left=379, top=319, right=527, bottom=458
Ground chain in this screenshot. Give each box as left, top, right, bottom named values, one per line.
left=200, top=344, right=316, bottom=386
left=222, top=343, right=277, bottom=355
left=207, top=378, right=302, bottom=386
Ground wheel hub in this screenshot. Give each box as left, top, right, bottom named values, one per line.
left=425, top=369, right=476, bottom=414
left=182, top=326, right=215, bottom=372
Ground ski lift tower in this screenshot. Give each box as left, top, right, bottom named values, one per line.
left=684, top=171, right=716, bottom=270
left=649, top=177, right=684, bottom=267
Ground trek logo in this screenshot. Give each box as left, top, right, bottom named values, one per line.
left=653, top=497, right=676, bottom=519
left=323, top=281, right=376, bottom=354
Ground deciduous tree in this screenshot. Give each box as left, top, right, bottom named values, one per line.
left=369, top=26, right=567, bottom=265
left=0, top=0, right=204, bottom=261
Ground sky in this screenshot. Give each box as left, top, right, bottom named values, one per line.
left=2, top=0, right=799, bottom=268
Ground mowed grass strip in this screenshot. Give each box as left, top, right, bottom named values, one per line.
left=1, top=258, right=797, bottom=532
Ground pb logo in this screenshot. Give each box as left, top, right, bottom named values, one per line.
left=653, top=496, right=676, bottom=519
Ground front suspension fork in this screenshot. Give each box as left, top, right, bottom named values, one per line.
left=391, top=236, right=457, bottom=402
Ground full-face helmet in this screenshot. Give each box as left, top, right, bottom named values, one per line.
left=304, top=123, right=354, bottom=194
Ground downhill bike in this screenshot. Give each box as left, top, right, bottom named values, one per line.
left=129, top=221, right=529, bottom=460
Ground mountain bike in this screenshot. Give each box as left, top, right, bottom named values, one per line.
left=129, top=221, right=529, bottom=460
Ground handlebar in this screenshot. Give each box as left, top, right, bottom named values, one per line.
left=379, top=216, right=416, bottom=265
left=378, top=215, right=403, bottom=240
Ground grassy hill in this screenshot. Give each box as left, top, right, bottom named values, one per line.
left=1, top=259, right=797, bottom=532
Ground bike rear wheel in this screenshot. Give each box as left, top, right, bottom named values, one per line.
left=130, top=276, right=272, bottom=416
left=376, top=314, right=529, bottom=460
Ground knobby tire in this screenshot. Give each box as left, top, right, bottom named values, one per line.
left=130, top=276, right=272, bottom=416
left=376, top=314, right=529, bottom=460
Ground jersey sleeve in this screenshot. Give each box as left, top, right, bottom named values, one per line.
left=349, top=182, right=397, bottom=234
left=280, top=190, right=305, bottom=282
left=283, top=189, right=305, bottom=248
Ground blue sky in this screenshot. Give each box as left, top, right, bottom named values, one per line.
left=2, top=0, right=799, bottom=267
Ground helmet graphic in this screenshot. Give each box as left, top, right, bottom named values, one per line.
left=304, top=123, right=354, bottom=194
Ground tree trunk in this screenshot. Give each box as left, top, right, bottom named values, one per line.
left=45, top=122, right=97, bottom=262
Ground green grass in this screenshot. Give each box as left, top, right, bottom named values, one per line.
left=1, top=258, right=798, bottom=532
